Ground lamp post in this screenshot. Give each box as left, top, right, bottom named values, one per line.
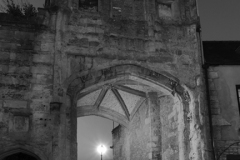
left=97, top=145, right=107, bottom=160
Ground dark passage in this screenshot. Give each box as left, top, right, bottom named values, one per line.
left=3, top=153, right=38, bottom=160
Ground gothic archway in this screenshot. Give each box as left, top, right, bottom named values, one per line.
left=0, top=149, right=41, bottom=160
left=65, top=64, right=192, bottom=160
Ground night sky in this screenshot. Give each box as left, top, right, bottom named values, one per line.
left=1, top=0, right=240, bottom=160
left=77, top=116, right=114, bottom=160
left=198, top=0, right=240, bottom=40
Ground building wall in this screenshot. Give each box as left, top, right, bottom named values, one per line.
left=0, top=15, right=55, bottom=159
left=0, top=0, right=210, bottom=160
left=208, top=66, right=240, bottom=160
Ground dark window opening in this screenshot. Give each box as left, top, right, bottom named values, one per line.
left=227, top=155, right=240, bottom=160
left=79, top=0, right=98, bottom=12
left=236, top=85, right=240, bottom=115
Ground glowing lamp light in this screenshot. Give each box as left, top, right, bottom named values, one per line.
left=97, top=145, right=107, bottom=155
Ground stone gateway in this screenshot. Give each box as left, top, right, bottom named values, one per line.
left=0, top=0, right=212, bottom=160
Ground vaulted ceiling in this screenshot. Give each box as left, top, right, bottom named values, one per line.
left=77, top=79, right=164, bottom=123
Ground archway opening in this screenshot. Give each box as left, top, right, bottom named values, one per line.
left=77, top=116, right=118, bottom=160
left=67, top=65, right=188, bottom=160
left=75, top=78, right=184, bottom=159
left=3, top=152, right=39, bottom=160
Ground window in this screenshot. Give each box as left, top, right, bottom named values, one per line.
left=79, top=0, right=98, bottom=12
left=227, top=155, right=240, bottom=160
left=236, top=85, right=240, bottom=114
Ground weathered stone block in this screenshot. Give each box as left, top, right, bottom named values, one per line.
left=31, top=65, right=53, bottom=75
left=30, top=100, right=49, bottom=112
left=31, top=74, right=52, bottom=84
left=87, top=26, right=96, bottom=33
left=40, top=43, right=54, bottom=52
left=9, top=52, right=17, bottom=60
left=0, top=100, right=28, bottom=108
left=28, top=89, right=52, bottom=100
left=8, top=66, right=30, bottom=74
left=0, top=52, right=10, bottom=60
left=0, top=30, right=15, bottom=39
left=33, top=54, right=53, bottom=64
left=89, top=41, right=100, bottom=47
left=95, top=27, right=104, bottom=33
left=36, top=33, right=55, bottom=42
left=14, top=31, right=35, bottom=41
left=0, top=65, right=9, bottom=73
left=13, top=116, right=29, bottom=132
left=31, top=84, right=52, bottom=91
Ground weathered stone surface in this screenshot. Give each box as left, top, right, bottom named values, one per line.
left=0, top=100, right=28, bottom=108
left=0, top=0, right=208, bottom=160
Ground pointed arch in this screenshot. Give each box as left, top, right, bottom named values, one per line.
left=66, top=64, right=194, bottom=160
left=0, top=148, right=46, bottom=160
left=64, top=64, right=188, bottom=101
left=65, top=64, right=192, bottom=125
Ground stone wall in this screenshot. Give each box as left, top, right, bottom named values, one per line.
left=0, top=0, right=210, bottom=160
left=65, top=0, right=201, bottom=89
left=112, top=125, right=128, bottom=160
left=112, top=93, right=188, bottom=160
left=0, top=13, right=57, bottom=160
left=160, top=95, right=179, bottom=160
left=112, top=98, right=150, bottom=160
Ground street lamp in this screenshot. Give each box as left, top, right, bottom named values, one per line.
left=97, top=145, right=107, bottom=160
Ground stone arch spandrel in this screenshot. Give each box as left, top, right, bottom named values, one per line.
left=64, top=64, right=182, bottom=95
left=64, top=63, right=179, bottom=86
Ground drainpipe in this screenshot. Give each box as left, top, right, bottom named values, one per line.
left=197, top=25, right=216, bottom=160
left=203, top=64, right=216, bottom=160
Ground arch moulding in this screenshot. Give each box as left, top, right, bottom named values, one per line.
left=64, top=64, right=190, bottom=102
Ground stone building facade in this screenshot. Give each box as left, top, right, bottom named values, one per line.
left=0, top=0, right=211, bottom=160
